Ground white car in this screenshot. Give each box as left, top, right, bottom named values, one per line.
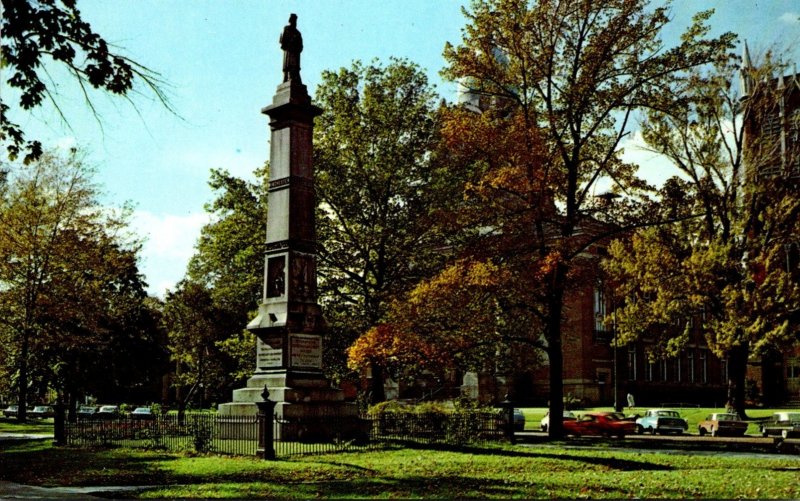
left=635, top=409, right=688, bottom=435
left=540, top=410, right=576, bottom=432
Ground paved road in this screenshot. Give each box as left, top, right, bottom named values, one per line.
left=0, top=481, right=148, bottom=500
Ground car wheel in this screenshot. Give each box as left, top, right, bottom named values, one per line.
left=781, top=429, right=789, bottom=440
left=541, top=425, right=547, bottom=432
left=761, top=427, right=768, bottom=438
left=636, top=425, right=643, bottom=434
left=699, top=426, right=706, bottom=436
left=650, top=427, right=657, bottom=435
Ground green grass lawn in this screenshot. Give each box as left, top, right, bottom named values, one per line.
left=1, top=438, right=798, bottom=499
left=519, top=406, right=794, bottom=434
left=0, top=418, right=53, bottom=435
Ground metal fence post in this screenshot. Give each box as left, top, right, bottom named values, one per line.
left=501, top=395, right=516, bottom=445
left=256, top=386, right=276, bottom=460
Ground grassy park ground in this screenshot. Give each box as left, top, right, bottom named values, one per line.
left=2, top=415, right=799, bottom=499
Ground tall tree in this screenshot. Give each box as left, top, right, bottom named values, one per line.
left=604, top=56, right=800, bottom=415
left=163, top=167, right=269, bottom=407
left=1, top=0, right=172, bottom=163
left=430, top=0, right=734, bottom=437
left=162, top=280, right=239, bottom=415
left=314, top=59, right=453, bottom=401
left=0, top=149, right=153, bottom=420
left=187, top=167, right=268, bottom=318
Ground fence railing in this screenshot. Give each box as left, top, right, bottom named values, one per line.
left=63, top=409, right=506, bottom=458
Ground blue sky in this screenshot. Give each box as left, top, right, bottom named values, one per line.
left=4, top=0, right=799, bottom=297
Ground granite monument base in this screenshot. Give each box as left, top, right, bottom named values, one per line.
left=217, top=371, right=364, bottom=441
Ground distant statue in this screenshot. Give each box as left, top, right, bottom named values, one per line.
left=280, top=13, right=303, bottom=83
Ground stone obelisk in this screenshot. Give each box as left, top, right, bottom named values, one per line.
left=218, top=15, right=353, bottom=426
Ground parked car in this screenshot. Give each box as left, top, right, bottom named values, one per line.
left=131, top=406, right=155, bottom=420
left=635, top=409, right=688, bottom=435
left=512, top=408, right=525, bottom=431
left=3, top=405, right=19, bottom=418
left=96, top=405, right=119, bottom=419
left=759, top=412, right=800, bottom=439
left=77, top=405, right=98, bottom=420
left=29, top=405, right=55, bottom=419
left=563, top=411, right=637, bottom=438
left=540, top=410, right=577, bottom=432
left=698, top=413, right=748, bottom=437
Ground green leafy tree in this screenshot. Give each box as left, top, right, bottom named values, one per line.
left=0, top=149, right=155, bottom=420
left=163, top=280, right=239, bottom=415
left=1, top=0, right=171, bottom=163
left=429, top=0, right=734, bottom=437
left=184, top=167, right=268, bottom=382
left=314, top=58, right=452, bottom=401
left=605, top=56, right=800, bottom=415
left=166, top=166, right=268, bottom=410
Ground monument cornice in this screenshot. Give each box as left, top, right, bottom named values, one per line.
left=268, top=176, right=315, bottom=191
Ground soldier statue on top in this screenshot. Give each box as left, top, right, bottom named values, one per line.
left=280, top=14, right=303, bottom=83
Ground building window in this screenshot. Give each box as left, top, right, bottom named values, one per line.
left=787, top=363, right=800, bottom=379
left=676, top=354, right=682, bottom=382
left=627, top=346, right=637, bottom=381
left=594, top=287, right=607, bottom=332
left=761, top=113, right=782, bottom=139
left=646, top=360, right=655, bottom=382
left=661, top=360, right=668, bottom=381
left=687, top=350, right=695, bottom=383
left=721, top=356, right=729, bottom=383
left=700, top=349, right=708, bottom=383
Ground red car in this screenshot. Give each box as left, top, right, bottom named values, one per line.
left=563, top=412, right=637, bottom=438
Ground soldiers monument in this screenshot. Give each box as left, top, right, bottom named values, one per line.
left=218, top=15, right=356, bottom=434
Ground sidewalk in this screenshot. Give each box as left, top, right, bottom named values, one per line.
left=0, top=432, right=52, bottom=441
left=0, top=481, right=153, bottom=500
left=0, top=481, right=127, bottom=499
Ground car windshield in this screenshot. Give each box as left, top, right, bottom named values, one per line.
left=716, top=414, right=737, bottom=421
left=785, top=413, right=800, bottom=421
left=656, top=411, right=679, bottom=417
left=133, top=407, right=150, bottom=413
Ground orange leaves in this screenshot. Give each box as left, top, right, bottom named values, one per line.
left=347, top=259, right=517, bottom=374
left=346, top=323, right=442, bottom=373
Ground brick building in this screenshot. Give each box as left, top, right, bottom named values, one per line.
left=450, top=54, right=800, bottom=408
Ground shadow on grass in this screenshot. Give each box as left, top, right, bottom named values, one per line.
left=0, top=440, right=178, bottom=487
left=385, top=440, right=672, bottom=471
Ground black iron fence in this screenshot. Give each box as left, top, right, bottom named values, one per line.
left=65, top=414, right=259, bottom=456
left=63, top=408, right=506, bottom=458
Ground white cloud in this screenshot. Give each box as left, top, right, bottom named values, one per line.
left=780, top=12, right=800, bottom=25
left=617, top=130, right=681, bottom=188
left=131, top=210, right=212, bottom=297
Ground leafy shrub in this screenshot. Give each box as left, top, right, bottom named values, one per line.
left=368, top=401, right=501, bottom=444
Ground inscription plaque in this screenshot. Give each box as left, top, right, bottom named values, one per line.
left=257, top=337, right=283, bottom=369
left=289, top=334, right=322, bottom=369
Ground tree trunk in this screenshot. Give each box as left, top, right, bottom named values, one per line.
left=16, top=329, right=30, bottom=423
left=546, top=265, right=567, bottom=439
left=368, top=364, right=386, bottom=404
left=726, top=343, right=750, bottom=418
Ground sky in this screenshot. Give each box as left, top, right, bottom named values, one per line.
left=3, top=0, right=800, bottom=297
